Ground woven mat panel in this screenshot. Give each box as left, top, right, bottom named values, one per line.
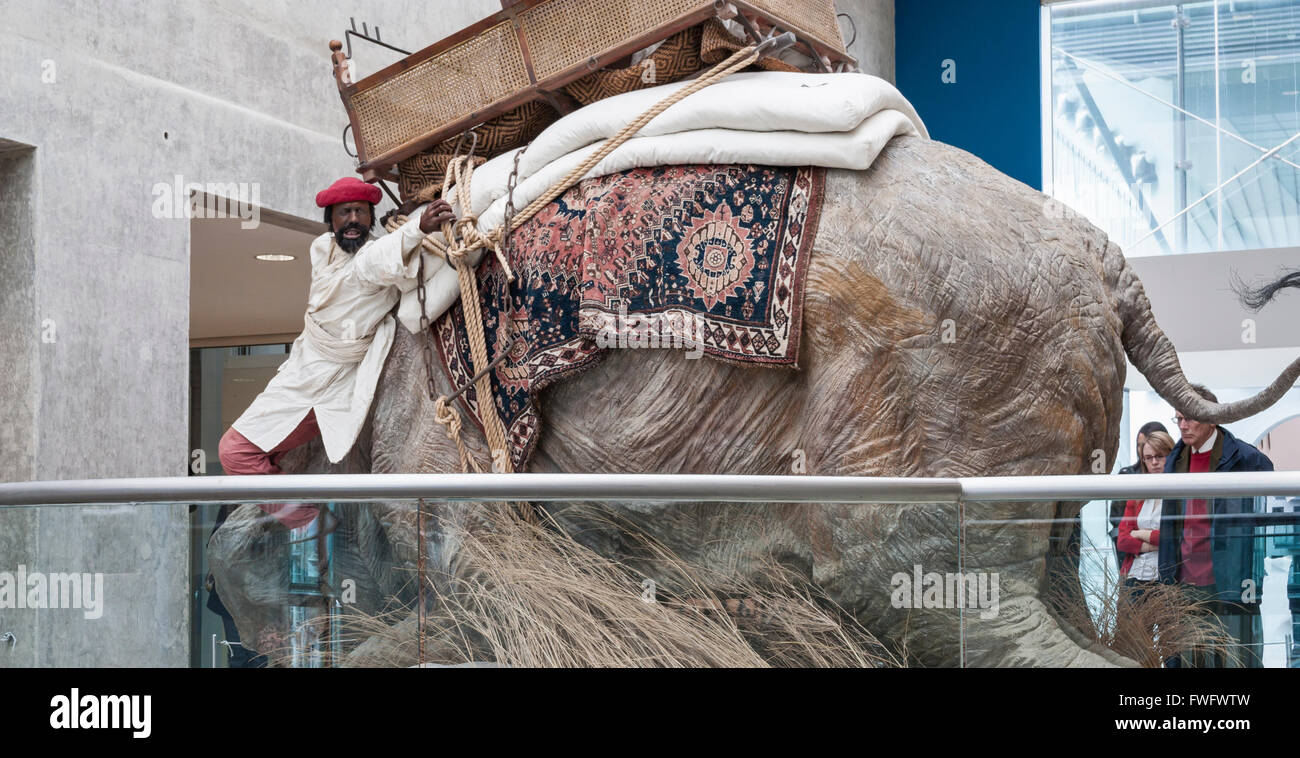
left=564, top=24, right=703, bottom=106
left=564, top=20, right=795, bottom=109
left=397, top=100, right=558, bottom=202
left=519, top=0, right=705, bottom=81
left=699, top=18, right=800, bottom=71
left=747, top=0, right=845, bottom=50
left=399, top=154, right=486, bottom=204
left=352, top=21, right=530, bottom=161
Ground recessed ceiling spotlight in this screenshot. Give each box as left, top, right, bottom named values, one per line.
left=255, top=254, right=296, bottom=262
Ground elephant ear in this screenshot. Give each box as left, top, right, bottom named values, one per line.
left=207, top=503, right=412, bottom=665
left=207, top=427, right=347, bottom=661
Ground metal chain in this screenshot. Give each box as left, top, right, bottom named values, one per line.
left=494, top=144, right=530, bottom=351
left=503, top=144, right=527, bottom=246
left=414, top=129, right=480, bottom=404
left=415, top=253, right=440, bottom=403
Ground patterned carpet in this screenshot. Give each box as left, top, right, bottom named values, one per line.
left=434, top=163, right=825, bottom=470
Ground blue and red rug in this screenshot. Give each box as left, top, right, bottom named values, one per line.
left=434, top=163, right=825, bottom=469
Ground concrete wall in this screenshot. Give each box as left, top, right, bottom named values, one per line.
left=0, top=143, right=37, bottom=487
left=837, top=0, right=895, bottom=82
left=1132, top=247, right=1300, bottom=355
left=0, top=142, right=39, bottom=668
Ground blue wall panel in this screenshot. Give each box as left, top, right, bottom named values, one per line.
left=895, top=0, right=1043, bottom=190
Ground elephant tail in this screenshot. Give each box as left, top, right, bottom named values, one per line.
left=1105, top=244, right=1300, bottom=424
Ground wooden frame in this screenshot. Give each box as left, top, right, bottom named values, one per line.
left=330, top=0, right=855, bottom=182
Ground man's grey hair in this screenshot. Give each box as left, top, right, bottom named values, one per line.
left=1189, top=383, right=1219, bottom=404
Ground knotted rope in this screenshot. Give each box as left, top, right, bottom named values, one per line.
left=387, top=44, right=761, bottom=477
left=433, top=397, right=486, bottom=475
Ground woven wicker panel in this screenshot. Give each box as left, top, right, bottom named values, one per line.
left=352, top=21, right=530, bottom=160
left=520, top=0, right=706, bottom=81
left=747, top=0, right=845, bottom=51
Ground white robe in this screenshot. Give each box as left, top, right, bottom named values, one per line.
left=232, top=217, right=430, bottom=463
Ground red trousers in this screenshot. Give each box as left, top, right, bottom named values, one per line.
left=217, top=409, right=321, bottom=530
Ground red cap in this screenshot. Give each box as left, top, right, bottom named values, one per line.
left=315, top=177, right=382, bottom=208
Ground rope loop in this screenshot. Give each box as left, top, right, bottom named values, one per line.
left=433, top=396, right=462, bottom=438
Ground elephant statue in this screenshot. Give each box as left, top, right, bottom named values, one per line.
left=208, top=134, right=1300, bottom=667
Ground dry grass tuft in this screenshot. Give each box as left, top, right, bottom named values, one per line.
left=1052, top=570, right=1239, bottom=668
left=284, top=502, right=900, bottom=668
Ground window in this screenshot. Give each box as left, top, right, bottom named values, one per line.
left=1045, top=0, right=1300, bottom=257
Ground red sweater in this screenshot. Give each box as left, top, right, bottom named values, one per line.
left=1179, top=450, right=1215, bottom=586
left=1117, top=499, right=1161, bottom=576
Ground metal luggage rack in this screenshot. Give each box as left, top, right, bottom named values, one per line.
left=329, top=0, right=857, bottom=183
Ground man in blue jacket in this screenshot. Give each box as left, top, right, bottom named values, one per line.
left=1158, top=385, right=1274, bottom=667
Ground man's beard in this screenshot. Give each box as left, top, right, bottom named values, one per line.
left=335, top=222, right=370, bottom=254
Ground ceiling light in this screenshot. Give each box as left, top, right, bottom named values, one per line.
left=255, top=254, right=296, bottom=262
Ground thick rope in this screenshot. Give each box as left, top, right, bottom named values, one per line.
left=387, top=44, right=761, bottom=478
left=432, top=156, right=515, bottom=473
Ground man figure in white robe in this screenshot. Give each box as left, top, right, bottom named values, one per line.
left=217, top=177, right=451, bottom=530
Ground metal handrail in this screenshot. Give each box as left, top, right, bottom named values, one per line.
left=0, top=474, right=960, bottom=506
left=961, top=472, right=1300, bottom=501
left=1, top=471, right=1299, bottom=506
